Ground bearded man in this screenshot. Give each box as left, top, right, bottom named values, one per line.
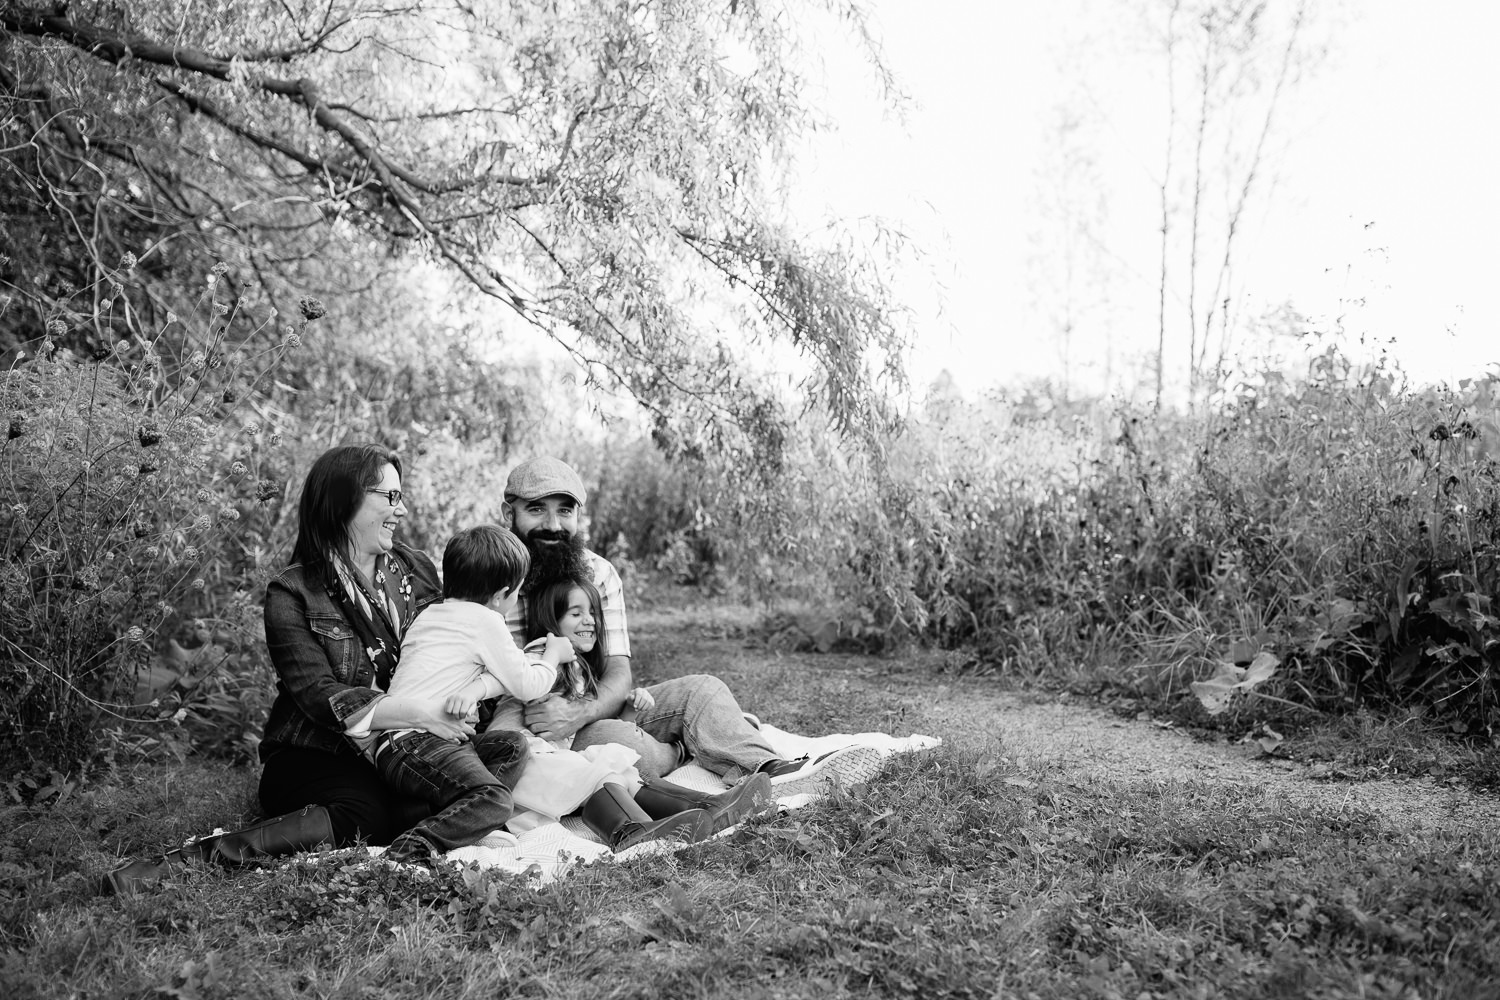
left=497, top=457, right=879, bottom=793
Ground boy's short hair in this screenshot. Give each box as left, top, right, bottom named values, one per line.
left=443, top=524, right=531, bottom=602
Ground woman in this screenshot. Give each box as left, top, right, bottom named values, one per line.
left=105, top=444, right=497, bottom=894
left=492, top=578, right=775, bottom=851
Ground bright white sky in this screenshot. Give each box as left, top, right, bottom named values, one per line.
left=795, top=0, right=1500, bottom=399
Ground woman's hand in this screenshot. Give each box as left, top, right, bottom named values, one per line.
left=414, top=700, right=475, bottom=740
left=411, top=699, right=475, bottom=740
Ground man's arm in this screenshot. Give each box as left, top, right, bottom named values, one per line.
left=522, top=653, right=631, bottom=741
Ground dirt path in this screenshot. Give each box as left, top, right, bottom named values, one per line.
left=634, top=606, right=1500, bottom=840
left=910, top=678, right=1500, bottom=837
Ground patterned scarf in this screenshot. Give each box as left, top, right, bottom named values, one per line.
left=330, top=551, right=418, bottom=691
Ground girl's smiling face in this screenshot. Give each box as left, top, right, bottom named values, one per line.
left=554, top=586, right=597, bottom=653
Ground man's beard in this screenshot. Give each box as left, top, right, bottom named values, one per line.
left=520, top=528, right=590, bottom=595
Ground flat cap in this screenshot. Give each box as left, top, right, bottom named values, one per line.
left=504, top=457, right=587, bottom=506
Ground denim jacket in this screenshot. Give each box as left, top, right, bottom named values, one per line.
left=259, top=542, right=441, bottom=761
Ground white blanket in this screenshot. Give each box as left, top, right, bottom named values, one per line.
left=380, top=725, right=942, bottom=885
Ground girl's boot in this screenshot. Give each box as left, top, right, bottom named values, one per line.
left=633, top=773, right=775, bottom=833
left=579, top=783, right=712, bottom=852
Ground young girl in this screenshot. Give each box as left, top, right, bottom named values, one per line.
left=523, top=578, right=655, bottom=743
left=492, top=577, right=775, bottom=850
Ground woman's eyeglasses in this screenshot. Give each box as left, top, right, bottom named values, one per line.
left=364, top=488, right=406, bottom=507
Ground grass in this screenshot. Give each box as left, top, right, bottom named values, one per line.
left=3, top=605, right=1498, bottom=998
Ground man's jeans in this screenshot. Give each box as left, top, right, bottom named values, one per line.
left=376, top=729, right=529, bottom=854
left=570, top=674, right=778, bottom=781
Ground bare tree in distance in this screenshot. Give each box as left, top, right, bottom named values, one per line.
left=1038, top=0, right=1334, bottom=408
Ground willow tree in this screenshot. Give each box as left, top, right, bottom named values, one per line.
left=1, top=0, right=907, bottom=455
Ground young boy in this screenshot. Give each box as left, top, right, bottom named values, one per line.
left=355, top=524, right=572, bottom=864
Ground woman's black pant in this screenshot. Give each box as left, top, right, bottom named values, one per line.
left=259, top=744, right=431, bottom=848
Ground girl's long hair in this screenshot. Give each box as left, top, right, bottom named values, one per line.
left=290, top=444, right=403, bottom=579
left=526, top=577, right=606, bottom=697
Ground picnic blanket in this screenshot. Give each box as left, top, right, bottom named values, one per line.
left=378, top=724, right=942, bottom=885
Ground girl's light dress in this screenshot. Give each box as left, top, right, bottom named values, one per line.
left=489, top=663, right=641, bottom=832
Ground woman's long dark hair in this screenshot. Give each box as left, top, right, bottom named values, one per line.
left=290, top=444, right=403, bottom=578
left=526, top=577, right=606, bottom=698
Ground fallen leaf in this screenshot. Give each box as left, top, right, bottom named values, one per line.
left=1242, top=651, right=1280, bottom=686
left=1255, top=732, right=1284, bottom=754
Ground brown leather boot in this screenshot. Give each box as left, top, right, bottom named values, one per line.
left=633, top=773, right=776, bottom=833
left=102, top=804, right=334, bottom=896
left=579, top=783, right=712, bottom=852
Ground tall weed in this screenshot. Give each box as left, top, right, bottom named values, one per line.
left=589, top=351, right=1500, bottom=733
left=0, top=263, right=309, bottom=773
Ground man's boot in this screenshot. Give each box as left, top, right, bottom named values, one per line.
left=102, top=805, right=335, bottom=896
left=579, top=783, right=712, bottom=852
left=633, top=773, right=776, bottom=833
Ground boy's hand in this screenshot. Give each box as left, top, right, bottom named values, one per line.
left=544, top=633, right=576, bottom=663
left=630, top=687, right=656, bottom=713
left=444, top=694, right=478, bottom=719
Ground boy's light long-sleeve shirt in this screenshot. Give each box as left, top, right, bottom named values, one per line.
left=390, top=600, right=556, bottom=706
left=347, top=600, right=556, bottom=758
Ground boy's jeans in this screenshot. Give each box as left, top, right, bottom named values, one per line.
left=376, top=728, right=529, bottom=855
